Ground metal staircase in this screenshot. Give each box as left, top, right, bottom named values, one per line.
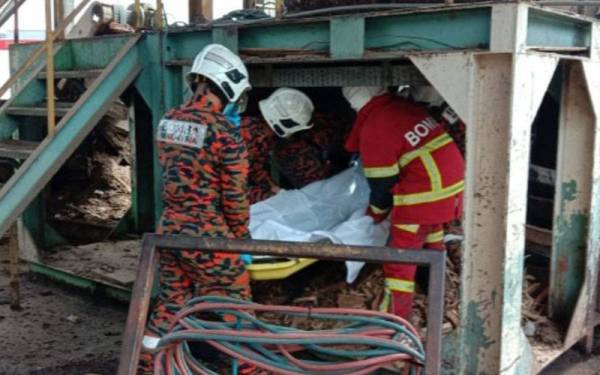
left=0, top=35, right=142, bottom=238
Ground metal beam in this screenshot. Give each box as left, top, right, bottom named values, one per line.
left=412, top=51, right=558, bottom=374
left=550, top=61, right=593, bottom=320
left=118, top=234, right=446, bottom=375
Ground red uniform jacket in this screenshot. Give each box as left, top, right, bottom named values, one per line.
left=346, top=94, right=464, bottom=225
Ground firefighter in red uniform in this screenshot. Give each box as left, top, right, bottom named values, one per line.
left=139, top=44, right=254, bottom=374
left=343, top=86, right=465, bottom=319
left=411, top=85, right=466, bottom=249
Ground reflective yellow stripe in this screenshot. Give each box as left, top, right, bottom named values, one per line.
left=363, top=164, right=400, bottom=178
left=425, top=230, right=445, bottom=244
left=370, top=204, right=390, bottom=215
left=393, top=180, right=465, bottom=206
left=399, top=133, right=453, bottom=167
left=379, top=290, right=391, bottom=312
left=394, top=224, right=420, bottom=234
left=385, top=278, right=415, bottom=293
left=421, top=153, right=443, bottom=190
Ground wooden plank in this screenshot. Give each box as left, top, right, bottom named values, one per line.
left=526, top=225, right=553, bottom=247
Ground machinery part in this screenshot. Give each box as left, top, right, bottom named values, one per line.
left=153, top=296, right=425, bottom=375
left=68, top=1, right=127, bottom=39
left=117, top=234, right=446, bottom=375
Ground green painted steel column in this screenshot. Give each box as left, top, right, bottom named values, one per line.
left=213, top=26, right=239, bottom=53
left=330, top=17, right=365, bottom=59
left=550, top=62, right=593, bottom=319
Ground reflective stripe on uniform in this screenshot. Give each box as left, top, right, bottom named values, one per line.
left=421, top=153, right=443, bottom=190
left=394, top=133, right=462, bottom=206
left=385, top=278, right=415, bottom=293
left=363, top=163, right=400, bottom=178
left=370, top=204, right=390, bottom=215
left=393, top=224, right=420, bottom=234
left=379, top=290, right=391, bottom=312
left=425, top=230, right=445, bottom=244
left=399, top=133, right=453, bottom=167
left=394, top=180, right=464, bottom=206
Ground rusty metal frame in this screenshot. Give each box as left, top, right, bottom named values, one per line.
left=118, top=234, right=446, bottom=375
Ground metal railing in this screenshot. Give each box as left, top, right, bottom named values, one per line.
left=0, top=0, right=92, bottom=136
left=0, top=0, right=164, bottom=137
left=118, top=234, right=446, bottom=375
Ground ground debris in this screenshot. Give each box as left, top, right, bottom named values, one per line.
left=65, top=314, right=81, bottom=324
left=49, top=101, right=131, bottom=242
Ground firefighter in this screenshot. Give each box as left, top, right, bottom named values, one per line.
left=241, top=88, right=350, bottom=204
left=139, top=44, right=253, bottom=373
left=410, top=85, right=466, bottom=250
left=343, top=86, right=465, bottom=319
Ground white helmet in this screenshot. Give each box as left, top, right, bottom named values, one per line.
left=187, top=44, right=251, bottom=103
left=411, top=86, right=445, bottom=107
left=342, top=86, right=386, bottom=112
left=259, top=88, right=315, bottom=138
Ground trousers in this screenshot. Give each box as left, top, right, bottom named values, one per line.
left=381, top=223, right=445, bottom=319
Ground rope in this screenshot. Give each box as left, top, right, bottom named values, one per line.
left=153, top=296, right=425, bottom=375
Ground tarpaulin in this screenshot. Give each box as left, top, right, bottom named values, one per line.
left=250, top=165, right=389, bottom=283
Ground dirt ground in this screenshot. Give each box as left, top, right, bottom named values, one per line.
left=0, top=271, right=126, bottom=375
left=0, top=269, right=598, bottom=375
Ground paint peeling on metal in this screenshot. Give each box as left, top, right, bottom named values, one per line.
left=463, top=301, right=495, bottom=375
left=551, top=212, right=588, bottom=318
left=561, top=180, right=578, bottom=202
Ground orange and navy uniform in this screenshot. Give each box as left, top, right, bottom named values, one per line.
left=345, top=93, right=464, bottom=318
left=274, top=114, right=347, bottom=189
left=140, top=92, right=252, bottom=374
left=240, top=116, right=278, bottom=204
left=241, top=114, right=350, bottom=204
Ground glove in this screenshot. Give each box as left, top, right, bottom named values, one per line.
left=366, top=206, right=390, bottom=224
left=240, top=254, right=253, bottom=265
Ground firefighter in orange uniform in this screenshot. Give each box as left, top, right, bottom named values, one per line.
left=241, top=88, right=350, bottom=203
left=139, top=44, right=254, bottom=374
left=343, top=86, right=465, bottom=319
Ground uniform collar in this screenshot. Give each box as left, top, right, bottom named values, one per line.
left=185, top=91, right=224, bottom=113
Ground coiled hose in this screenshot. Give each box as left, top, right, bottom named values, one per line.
left=153, top=296, right=425, bottom=375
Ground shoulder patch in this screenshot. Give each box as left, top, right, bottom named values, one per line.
left=442, top=106, right=460, bottom=125
left=157, top=119, right=207, bottom=148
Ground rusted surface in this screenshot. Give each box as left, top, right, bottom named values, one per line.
left=118, top=234, right=446, bottom=375
left=117, top=236, right=158, bottom=375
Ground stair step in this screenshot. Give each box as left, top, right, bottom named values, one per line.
left=38, top=69, right=104, bottom=80
left=5, top=103, right=72, bottom=117
left=0, top=140, right=39, bottom=159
